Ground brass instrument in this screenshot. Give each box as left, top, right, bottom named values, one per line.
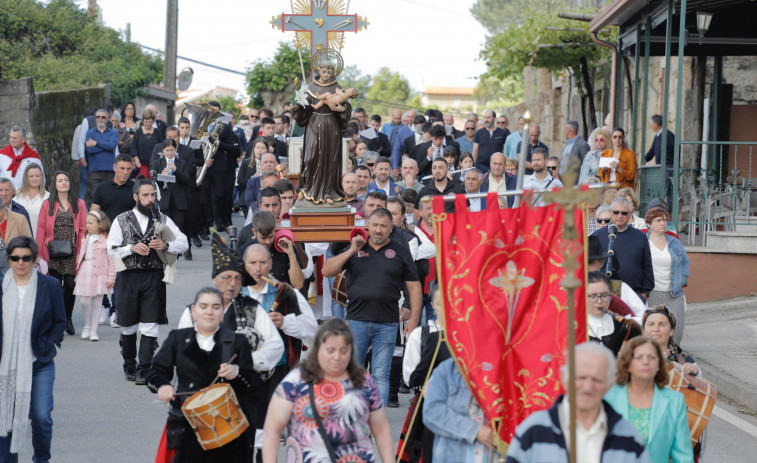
left=186, top=103, right=231, bottom=186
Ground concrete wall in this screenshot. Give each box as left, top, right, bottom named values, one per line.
left=0, top=78, right=109, bottom=192
left=686, top=251, right=757, bottom=302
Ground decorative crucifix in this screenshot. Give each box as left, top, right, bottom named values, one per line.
left=270, top=0, right=369, bottom=79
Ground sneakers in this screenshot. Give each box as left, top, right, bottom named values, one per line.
left=386, top=394, right=400, bottom=408
left=399, top=384, right=411, bottom=394
left=90, top=333, right=99, bottom=342
left=81, top=327, right=90, bottom=339
left=99, top=308, right=109, bottom=325
left=110, top=313, right=120, bottom=328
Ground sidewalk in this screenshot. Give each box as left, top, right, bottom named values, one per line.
left=681, top=296, right=757, bottom=411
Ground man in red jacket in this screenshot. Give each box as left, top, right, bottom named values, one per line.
left=0, top=126, right=44, bottom=190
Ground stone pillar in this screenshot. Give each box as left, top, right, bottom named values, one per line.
left=0, top=78, right=35, bottom=147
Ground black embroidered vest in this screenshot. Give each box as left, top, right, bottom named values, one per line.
left=117, top=210, right=167, bottom=270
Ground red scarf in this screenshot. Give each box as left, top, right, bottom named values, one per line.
left=0, top=143, right=42, bottom=176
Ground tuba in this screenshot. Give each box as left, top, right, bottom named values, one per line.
left=186, top=102, right=231, bottom=186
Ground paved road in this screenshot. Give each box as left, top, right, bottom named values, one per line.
left=16, top=226, right=757, bottom=461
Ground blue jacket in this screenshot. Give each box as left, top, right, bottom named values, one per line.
left=244, top=175, right=264, bottom=210
left=423, top=358, right=504, bottom=462
left=645, top=130, right=675, bottom=167
left=0, top=272, right=66, bottom=365
left=645, top=232, right=690, bottom=297
left=506, top=394, right=650, bottom=463
left=605, top=384, right=693, bottom=463
left=85, top=126, right=119, bottom=172
left=392, top=125, right=414, bottom=169
left=367, top=179, right=402, bottom=197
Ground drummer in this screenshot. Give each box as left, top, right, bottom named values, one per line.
left=146, top=287, right=257, bottom=462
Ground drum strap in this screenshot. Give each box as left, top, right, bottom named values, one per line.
left=309, top=383, right=338, bottom=463
left=220, top=329, right=234, bottom=363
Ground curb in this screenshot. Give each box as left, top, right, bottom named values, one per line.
left=684, top=350, right=757, bottom=412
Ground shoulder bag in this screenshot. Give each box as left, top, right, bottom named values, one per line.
left=309, top=383, right=338, bottom=463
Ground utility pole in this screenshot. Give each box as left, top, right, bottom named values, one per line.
left=164, top=0, right=178, bottom=124
left=88, top=0, right=96, bottom=17
left=126, top=23, right=131, bottom=43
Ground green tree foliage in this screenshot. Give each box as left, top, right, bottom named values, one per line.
left=470, top=0, right=568, bottom=34
left=339, top=65, right=371, bottom=93
left=0, top=0, right=163, bottom=106
left=245, top=42, right=312, bottom=108
left=361, top=67, right=416, bottom=117
left=215, top=95, right=243, bottom=120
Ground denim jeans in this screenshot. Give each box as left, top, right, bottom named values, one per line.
left=324, top=249, right=346, bottom=319
left=78, top=165, right=88, bottom=200
left=422, top=294, right=437, bottom=321
left=348, top=320, right=397, bottom=405
left=0, top=360, right=56, bottom=463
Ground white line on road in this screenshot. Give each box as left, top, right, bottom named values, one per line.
left=713, top=405, right=757, bottom=439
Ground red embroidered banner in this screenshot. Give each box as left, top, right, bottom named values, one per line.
left=433, top=192, right=587, bottom=449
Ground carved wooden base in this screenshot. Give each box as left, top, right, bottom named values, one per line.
left=284, top=210, right=358, bottom=242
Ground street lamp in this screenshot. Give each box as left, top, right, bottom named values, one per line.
left=696, top=12, right=713, bottom=44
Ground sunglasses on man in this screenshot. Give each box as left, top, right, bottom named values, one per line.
left=9, top=255, right=33, bottom=262
left=611, top=210, right=630, bottom=216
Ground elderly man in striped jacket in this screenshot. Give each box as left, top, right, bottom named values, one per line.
left=506, top=342, right=651, bottom=463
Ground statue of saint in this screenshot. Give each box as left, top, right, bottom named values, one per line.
left=291, top=60, right=359, bottom=206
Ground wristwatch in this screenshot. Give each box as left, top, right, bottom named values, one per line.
left=165, top=242, right=170, bottom=250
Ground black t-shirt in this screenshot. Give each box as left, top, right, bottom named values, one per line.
left=473, top=127, right=507, bottom=169
left=343, top=240, right=419, bottom=323
left=92, top=179, right=135, bottom=222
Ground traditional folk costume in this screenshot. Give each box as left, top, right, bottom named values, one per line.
left=0, top=142, right=44, bottom=190
left=146, top=327, right=256, bottom=463
left=107, top=206, right=188, bottom=383
left=588, top=312, right=642, bottom=357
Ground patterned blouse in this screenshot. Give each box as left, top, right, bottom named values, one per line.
left=275, top=367, right=383, bottom=463
left=49, top=207, right=76, bottom=275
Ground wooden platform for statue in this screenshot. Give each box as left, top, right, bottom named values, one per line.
left=285, top=210, right=359, bottom=242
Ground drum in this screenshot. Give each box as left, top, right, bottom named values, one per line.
left=181, top=383, right=249, bottom=450
left=331, top=270, right=348, bottom=308
left=666, top=362, right=718, bottom=446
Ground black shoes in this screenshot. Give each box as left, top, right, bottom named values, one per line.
left=399, top=385, right=411, bottom=394
left=199, top=232, right=210, bottom=240
left=192, top=236, right=202, bottom=248
left=387, top=394, right=400, bottom=408
left=135, top=371, right=146, bottom=385
left=124, top=367, right=136, bottom=382
left=65, top=319, right=75, bottom=336
left=183, top=250, right=193, bottom=261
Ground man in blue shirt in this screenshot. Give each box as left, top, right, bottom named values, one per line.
left=472, top=110, right=507, bottom=173
left=84, top=108, right=118, bottom=203
left=381, top=109, right=403, bottom=156
left=391, top=110, right=417, bottom=172
left=456, top=119, right=477, bottom=154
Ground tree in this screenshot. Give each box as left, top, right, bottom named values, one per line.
left=478, top=6, right=616, bottom=131
left=339, top=65, right=372, bottom=93
left=0, top=0, right=163, bottom=106
left=361, top=67, right=417, bottom=117
left=245, top=42, right=312, bottom=109
left=470, top=0, right=568, bottom=34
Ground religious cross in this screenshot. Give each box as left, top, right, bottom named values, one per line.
left=271, top=0, right=369, bottom=78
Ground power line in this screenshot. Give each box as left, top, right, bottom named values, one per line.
left=138, top=44, right=247, bottom=76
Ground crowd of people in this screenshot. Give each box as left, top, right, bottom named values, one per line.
left=0, top=94, right=703, bottom=463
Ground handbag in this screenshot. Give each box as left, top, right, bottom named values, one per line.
left=48, top=239, right=75, bottom=259
left=309, top=383, right=338, bottom=463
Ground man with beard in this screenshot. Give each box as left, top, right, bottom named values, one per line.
left=107, top=179, right=188, bottom=384
left=472, top=110, right=507, bottom=173
left=415, top=158, right=466, bottom=213
left=342, top=172, right=364, bottom=215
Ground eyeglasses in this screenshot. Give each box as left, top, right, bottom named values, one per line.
left=497, top=122, right=507, bottom=125
left=465, top=127, right=476, bottom=130
left=595, top=137, right=605, bottom=143
left=611, top=210, right=630, bottom=216
left=366, top=163, right=375, bottom=167
left=547, top=166, right=558, bottom=171
left=587, top=293, right=612, bottom=302
left=8, top=255, right=33, bottom=262
left=597, top=218, right=611, bottom=224
left=96, top=116, right=108, bottom=119
left=217, top=274, right=243, bottom=282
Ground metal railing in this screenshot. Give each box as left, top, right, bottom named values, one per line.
left=672, top=141, right=757, bottom=246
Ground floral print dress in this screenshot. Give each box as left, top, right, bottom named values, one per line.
left=275, top=368, right=383, bottom=463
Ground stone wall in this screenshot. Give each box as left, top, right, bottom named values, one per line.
left=0, top=78, right=109, bottom=191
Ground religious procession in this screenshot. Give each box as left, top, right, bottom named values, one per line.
left=0, top=0, right=756, bottom=462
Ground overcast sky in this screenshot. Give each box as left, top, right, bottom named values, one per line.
left=86, top=0, right=489, bottom=97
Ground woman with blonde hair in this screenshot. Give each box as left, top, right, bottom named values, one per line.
left=14, top=164, right=49, bottom=235
left=580, top=127, right=611, bottom=184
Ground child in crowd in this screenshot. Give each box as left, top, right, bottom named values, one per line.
left=73, top=211, right=115, bottom=341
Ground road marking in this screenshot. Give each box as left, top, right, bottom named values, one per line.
left=713, top=405, right=757, bottom=439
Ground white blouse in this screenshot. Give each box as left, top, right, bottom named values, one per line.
left=650, top=240, right=672, bottom=292
left=14, top=190, right=50, bottom=236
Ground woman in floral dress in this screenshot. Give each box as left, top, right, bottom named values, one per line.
left=262, top=319, right=394, bottom=463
